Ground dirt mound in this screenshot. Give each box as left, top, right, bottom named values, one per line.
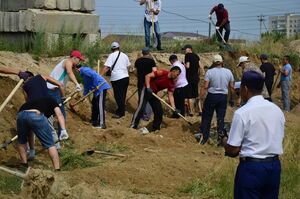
left=21, top=169, right=55, bottom=199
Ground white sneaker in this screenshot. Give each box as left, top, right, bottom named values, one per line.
left=140, top=127, right=150, bottom=135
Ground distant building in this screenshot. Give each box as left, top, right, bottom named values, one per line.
left=269, top=14, right=300, bottom=38
left=162, top=32, right=207, bottom=41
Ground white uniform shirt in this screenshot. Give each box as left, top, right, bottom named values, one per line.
left=104, top=51, right=131, bottom=82
left=173, top=61, right=188, bottom=88
left=144, top=0, right=161, bottom=22
left=228, top=95, right=285, bottom=158
left=47, top=59, right=69, bottom=89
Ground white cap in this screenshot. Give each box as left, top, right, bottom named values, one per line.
left=213, top=54, right=223, bottom=63
left=111, top=42, right=120, bottom=49
left=237, top=56, right=250, bottom=67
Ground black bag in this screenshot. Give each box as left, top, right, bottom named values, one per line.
left=106, top=51, right=121, bottom=76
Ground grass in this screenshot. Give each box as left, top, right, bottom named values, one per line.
left=60, top=140, right=101, bottom=171
left=0, top=173, right=22, bottom=195
left=178, top=125, right=300, bottom=199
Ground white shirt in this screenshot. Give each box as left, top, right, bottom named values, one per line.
left=173, top=61, right=188, bottom=88
left=104, top=51, right=131, bottom=81
left=47, top=59, right=69, bottom=89
left=144, top=0, right=161, bottom=22
left=205, top=67, right=234, bottom=94
left=228, top=95, right=285, bottom=158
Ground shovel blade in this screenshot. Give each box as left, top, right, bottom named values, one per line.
left=224, top=44, right=233, bottom=51
left=81, top=150, right=95, bottom=156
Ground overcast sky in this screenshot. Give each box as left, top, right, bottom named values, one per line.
left=94, top=0, right=300, bottom=40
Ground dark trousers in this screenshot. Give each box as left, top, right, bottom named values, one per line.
left=234, top=160, right=281, bottom=199
left=216, top=21, right=230, bottom=43
left=174, top=86, right=187, bottom=115
left=200, top=93, right=227, bottom=139
left=111, top=77, right=129, bottom=117
left=138, top=87, right=152, bottom=121
left=91, top=90, right=107, bottom=125
left=131, top=87, right=163, bottom=131
left=265, top=80, right=274, bottom=101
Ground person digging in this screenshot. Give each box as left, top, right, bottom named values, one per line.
left=130, top=66, right=181, bottom=131
left=16, top=97, right=69, bottom=171
left=74, top=65, right=111, bottom=129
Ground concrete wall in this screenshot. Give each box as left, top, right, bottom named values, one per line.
left=0, top=9, right=99, bottom=34
left=0, top=0, right=95, bottom=12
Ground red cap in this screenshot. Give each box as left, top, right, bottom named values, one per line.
left=70, top=50, right=86, bottom=61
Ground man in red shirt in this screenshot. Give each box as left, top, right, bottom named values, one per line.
left=130, top=67, right=181, bottom=131
left=208, top=3, right=230, bottom=43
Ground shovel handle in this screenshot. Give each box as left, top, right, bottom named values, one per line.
left=151, top=92, right=192, bottom=125
left=0, top=166, right=28, bottom=179
left=94, top=151, right=127, bottom=157
left=0, top=79, right=24, bottom=113
left=125, top=89, right=138, bottom=105
left=71, top=81, right=107, bottom=107
left=209, top=19, right=227, bottom=44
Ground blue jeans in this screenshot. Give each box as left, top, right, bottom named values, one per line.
left=48, top=88, right=66, bottom=135
left=234, top=160, right=281, bottom=199
left=281, top=80, right=290, bottom=111
left=200, top=93, right=227, bottom=139
left=17, top=111, right=55, bottom=148
left=144, top=17, right=161, bottom=49
left=138, top=87, right=152, bottom=121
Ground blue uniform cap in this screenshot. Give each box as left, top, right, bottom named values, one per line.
left=241, top=71, right=264, bottom=90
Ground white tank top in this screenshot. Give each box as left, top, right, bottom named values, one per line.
left=47, top=59, right=69, bottom=89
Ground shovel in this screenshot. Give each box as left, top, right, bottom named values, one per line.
left=151, top=92, right=192, bottom=126
left=81, top=150, right=127, bottom=157
left=0, top=79, right=24, bottom=113
left=58, top=90, right=79, bottom=107
left=69, top=81, right=107, bottom=112
left=0, top=135, right=18, bottom=149
left=210, top=19, right=233, bottom=51
left=125, top=89, right=138, bottom=105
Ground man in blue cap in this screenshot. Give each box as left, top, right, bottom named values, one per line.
left=221, top=71, right=285, bottom=199
left=208, top=3, right=230, bottom=43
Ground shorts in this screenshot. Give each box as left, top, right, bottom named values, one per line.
left=185, top=79, right=199, bottom=99
left=17, top=111, right=55, bottom=148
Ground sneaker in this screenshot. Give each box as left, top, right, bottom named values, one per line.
left=129, top=124, right=137, bottom=129
left=28, top=149, right=35, bottom=161
left=140, top=127, right=150, bottom=135
left=157, top=47, right=164, bottom=51
left=15, top=163, right=29, bottom=173
left=194, top=133, right=202, bottom=143
left=93, top=123, right=107, bottom=129
left=198, top=112, right=202, bottom=116
left=187, top=113, right=194, bottom=117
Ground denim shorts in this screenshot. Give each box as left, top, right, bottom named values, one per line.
left=17, top=111, right=55, bottom=148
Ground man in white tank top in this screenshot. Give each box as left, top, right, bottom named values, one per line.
left=47, top=50, right=85, bottom=138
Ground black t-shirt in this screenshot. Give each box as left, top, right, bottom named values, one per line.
left=135, top=57, right=156, bottom=89
left=260, top=62, right=275, bottom=82
left=185, top=53, right=200, bottom=81
left=19, top=98, right=59, bottom=118
left=23, top=75, right=48, bottom=102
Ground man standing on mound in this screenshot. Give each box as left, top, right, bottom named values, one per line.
left=130, top=67, right=181, bottom=131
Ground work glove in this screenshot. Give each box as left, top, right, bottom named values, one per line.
left=208, top=14, right=212, bottom=19
left=146, top=87, right=153, bottom=94
left=229, top=99, right=234, bottom=107
left=18, top=71, right=29, bottom=81
left=75, top=84, right=82, bottom=92
left=174, top=108, right=180, bottom=115
left=59, top=129, right=69, bottom=140
left=215, top=26, right=220, bottom=30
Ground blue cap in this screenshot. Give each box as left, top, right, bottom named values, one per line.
left=260, top=54, right=268, bottom=60
left=241, top=71, right=264, bottom=90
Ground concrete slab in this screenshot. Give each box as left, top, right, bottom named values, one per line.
left=70, top=0, right=81, bottom=11
left=57, top=0, right=69, bottom=10
left=81, top=0, right=95, bottom=12
left=34, top=0, right=56, bottom=9
left=84, top=33, right=99, bottom=44
left=0, top=0, right=34, bottom=12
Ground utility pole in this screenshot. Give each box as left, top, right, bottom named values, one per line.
left=208, top=22, right=211, bottom=39
left=257, top=14, right=265, bottom=39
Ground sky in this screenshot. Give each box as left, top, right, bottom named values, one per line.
left=94, top=0, right=300, bottom=40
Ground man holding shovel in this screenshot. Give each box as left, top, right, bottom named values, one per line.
left=140, top=0, right=163, bottom=50
left=208, top=3, right=230, bottom=43
left=130, top=67, right=181, bottom=131
left=17, top=97, right=69, bottom=171
left=74, top=65, right=111, bottom=129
